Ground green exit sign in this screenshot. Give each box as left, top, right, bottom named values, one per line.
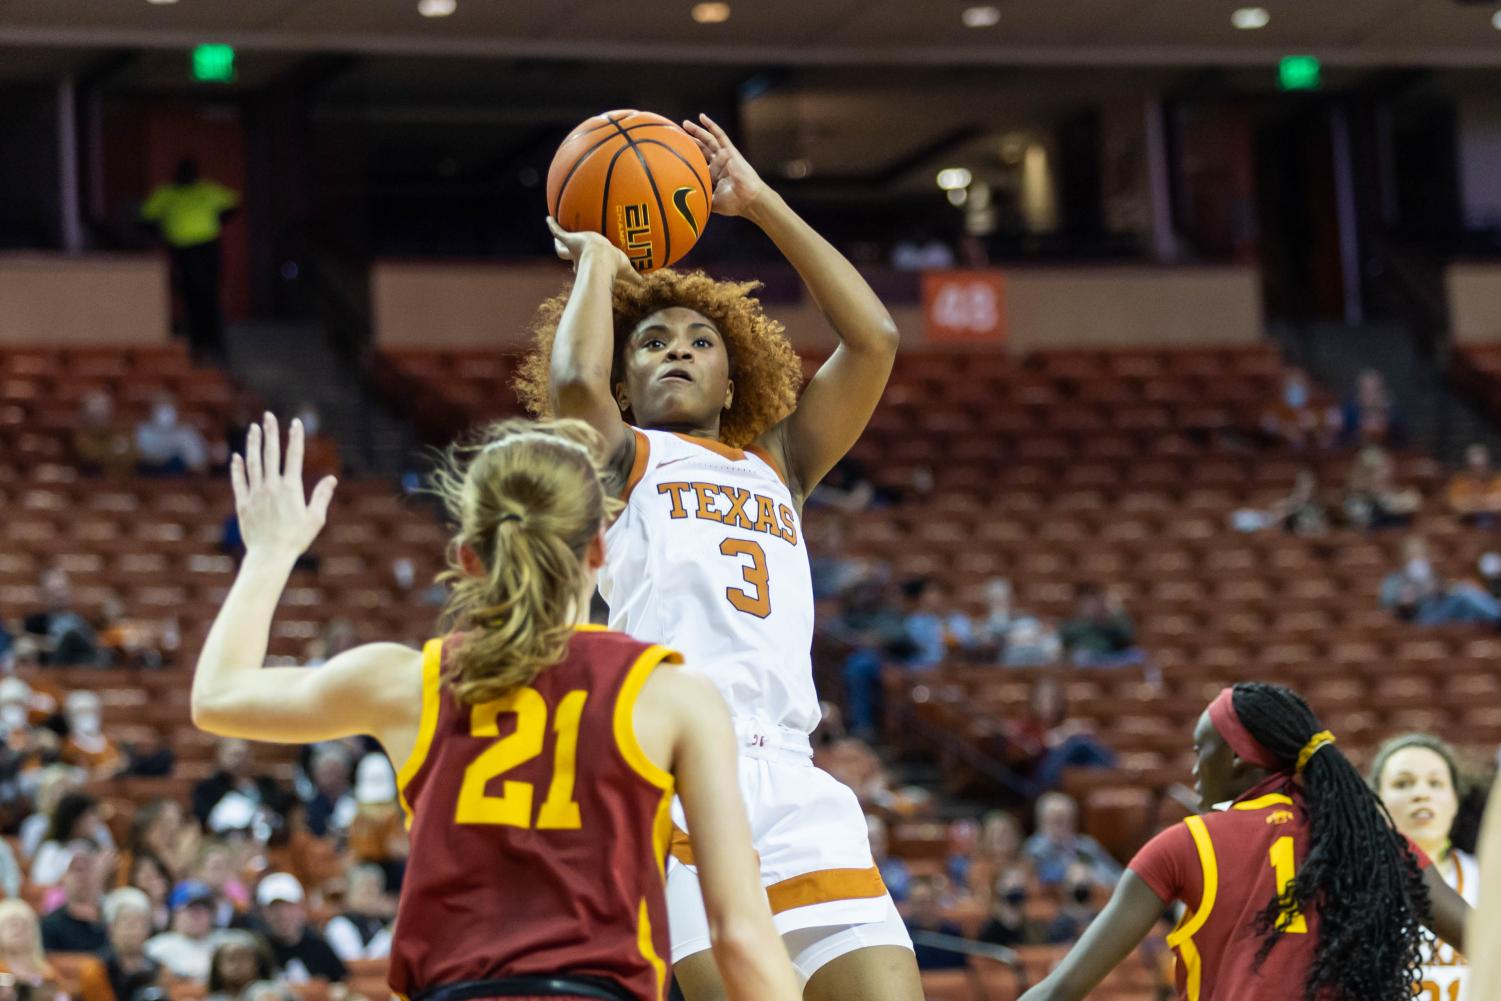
left=1279, top=55, right=1321, bottom=91
left=191, top=44, right=236, bottom=83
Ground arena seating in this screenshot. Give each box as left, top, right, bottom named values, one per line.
left=1453, top=343, right=1501, bottom=425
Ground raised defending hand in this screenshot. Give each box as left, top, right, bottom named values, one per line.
left=682, top=114, right=766, bottom=218
left=230, top=413, right=338, bottom=558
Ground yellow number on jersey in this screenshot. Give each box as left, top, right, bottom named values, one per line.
left=455, top=687, right=588, bottom=830
left=1418, top=980, right=1462, bottom=1001
left=720, top=538, right=771, bottom=618
left=1268, top=836, right=1309, bottom=934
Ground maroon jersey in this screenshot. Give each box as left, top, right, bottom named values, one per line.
left=388, top=626, right=681, bottom=1001
left=1130, top=775, right=1429, bottom=1001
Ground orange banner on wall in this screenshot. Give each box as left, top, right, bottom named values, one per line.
left=922, top=270, right=1007, bottom=344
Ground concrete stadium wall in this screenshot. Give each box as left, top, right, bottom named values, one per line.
left=0, top=254, right=170, bottom=345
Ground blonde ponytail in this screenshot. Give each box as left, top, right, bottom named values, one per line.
left=430, top=419, right=619, bottom=704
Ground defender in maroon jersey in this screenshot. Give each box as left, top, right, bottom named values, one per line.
left=1017, top=682, right=1471, bottom=1001
left=191, top=415, right=801, bottom=1001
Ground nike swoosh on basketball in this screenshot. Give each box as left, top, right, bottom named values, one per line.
left=672, top=187, right=700, bottom=237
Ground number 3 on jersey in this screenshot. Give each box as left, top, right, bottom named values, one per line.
left=455, top=688, right=587, bottom=829
left=720, top=537, right=771, bottom=618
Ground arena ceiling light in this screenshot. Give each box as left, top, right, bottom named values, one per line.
left=1493, top=9, right=1501, bottom=29
left=146, top=0, right=179, bottom=6
left=1232, top=7, right=1271, bottom=30
left=691, top=2, right=731, bottom=24
left=417, top=0, right=456, bottom=17
left=961, top=5, right=1001, bottom=28
left=937, top=167, right=973, bottom=191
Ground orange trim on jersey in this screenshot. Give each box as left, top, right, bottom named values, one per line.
left=1165, top=815, right=1219, bottom=1001
left=746, top=444, right=790, bottom=489
left=671, top=432, right=744, bottom=462
left=1232, top=793, right=1295, bottom=811
left=636, top=897, right=667, bottom=1001
left=621, top=429, right=651, bottom=504
left=764, top=866, right=887, bottom=914
left=669, top=826, right=695, bottom=866
left=396, top=639, right=444, bottom=830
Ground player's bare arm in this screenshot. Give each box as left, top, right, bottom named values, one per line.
left=682, top=114, right=899, bottom=501
left=1015, top=872, right=1166, bottom=1001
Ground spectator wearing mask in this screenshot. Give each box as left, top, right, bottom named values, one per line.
left=78, top=888, right=163, bottom=1001
left=1339, top=368, right=1407, bottom=446
left=204, top=932, right=273, bottom=1001
left=301, top=746, right=354, bottom=840
left=1261, top=369, right=1337, bottom=449
left=979, top=866, right=1043, bottom=947
left=865, top=815, right=910, bottom=905
left=60, top=691, right=124, bottom=780
left=1344, top=445, right=1421, bottom=530
left=39, top=840, right=108, bottom=952
left=1381, top=536, right=1501, bottom=626
left=145, top=881, right=224, bottom=982
left=0, top=678, right=49, bottom=779
left=323, top=865, right=392, bottom=962
left=902, top=876, right=966, bottom=971
left=0, top=900, right=64, bottom=1001
left=1447, top=444, right=1501, bottom=525
left=23, top=568, right=101, bottom=666
left=134, top=395, right=209, bottom=476
left=1045, top=861, right=1103, bottom=944
left=192, top=740, right=284, bottom=832
left=1023, top=792, right=1123, bottom=889
left=72, top=391, right=137, bottom=478
left=251, top=873, right=345, bottom=984
left=1059, top=584, right=1141, bottom=668
left=32, top=796, right=113, bottom=888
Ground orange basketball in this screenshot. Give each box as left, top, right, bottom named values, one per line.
left=547, top=110, right=713, bottom=274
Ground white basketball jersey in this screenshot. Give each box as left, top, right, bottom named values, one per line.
left=599, top=428, right=818, bottom=734
left=1419, top=849, right=1480, bottom=1001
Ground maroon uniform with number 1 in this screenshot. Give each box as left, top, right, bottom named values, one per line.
left=387, top=626, right=681, bottom=1001
left=1129, top=775, right=1430, bottom=1001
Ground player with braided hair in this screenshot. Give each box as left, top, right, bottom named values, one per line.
left=1019, top=682, right=1470, bottom=1001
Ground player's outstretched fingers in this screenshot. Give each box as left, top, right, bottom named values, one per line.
left=262, top=413, right=281, bottom=484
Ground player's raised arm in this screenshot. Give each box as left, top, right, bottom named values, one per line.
left=636, top=668, right=801, bottom=1001
left=683, top=114, right=899, bottom=498
left=544, top=218, right=643, bottom=481
left=191, top=413, right=422, bottom=753
left=1016, top=872, right=1166, bottom=1001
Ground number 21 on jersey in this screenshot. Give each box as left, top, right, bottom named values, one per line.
left=455, top=687, right=587, bottom=830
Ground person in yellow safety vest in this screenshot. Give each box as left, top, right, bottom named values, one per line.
left=141, top=158, right=240, bottom=362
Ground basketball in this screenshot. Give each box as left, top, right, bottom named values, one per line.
left=546, top=110, right=713, bottom=274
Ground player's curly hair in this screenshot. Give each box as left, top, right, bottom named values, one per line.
left=514, top=268, right=802, bottom=448
left=1232, top=683, right=1429, bottom=1001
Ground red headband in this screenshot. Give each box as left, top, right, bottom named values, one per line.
left=1208, top=688, right=1283, bottom=771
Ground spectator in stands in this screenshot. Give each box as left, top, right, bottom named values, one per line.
left=975, top=579, right=1061, bottom=667
left=98, top=596, right=175, bottom=670
left=978, top=865, right=1042, bottom=948
left=1381, top=535, right=1501, bottom=626
left=192, top=739, right=284, bottom=832
left=1447, top=443, right=1501, bottom=525
left=0, top=677, right=53, bottom=782
left=970, top=811, right=1025, bottom=906
left=20, top=766, right=81, bottom=862
left=1004, top=676, right=1116, bottom=795
left=39, top=840, right=108, bottom=952
left=1059, top=584, right=1141, bottom=668
left=1045, top=861, right=1103, bottom=944
left=1260, top=368, right=1337, bottom=449
left=1480, top=553, right=1501, bottom=600
left=1343, top=445, right=1421, bottom=530
left=1260, top=468, right=1330, bottom=538
left=252, top=873, right=345, bottom=984
left=0, top=900, right=64, bottom=1001
left=79, top=888, right=162, bottom=1001
left=1023, top=792, right=1122, bottom=889
left=902, top=875, right=966, bottom=971
left=1339, top=368, right=1407, bottom=446
left=945, top=818, right=980, bottom=894
left=0, top=841, right=20, bottom=902
left=23, top=568, right=101, bottom=667
left=192, top=841, right=250, bottom=925
left=135, top=395, right=210, bottom=476
left=126, top=800, right=197, bottom=885
left=901, top=578, right=976, bottom=671
left=865, top=815, right=910, bottom=905
left=72, top=390, right=137, bottom=478
left=301, top=746, right=354, bottom=839
left=60, top=691, right=124, bottom=781
left=323, top=865, right=392, bottom=962
left=346, top=755, right=407, bottom=891
left=140, top=157, right=240, bottom=362
left=833, top=579, right=911, bottom=738
left=32, top=794, right=112, bottom=887
left=205, top=932, right=273, bottom=1001
left=145, top=881, right=223, bottom=982
left=125, top=852, right=172, bottom=935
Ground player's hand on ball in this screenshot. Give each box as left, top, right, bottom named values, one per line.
left=546, top=217, right=643, bottom=284
left=683, top=114, right=764, bottom=218
left=231, top=413, right=338, bottom=559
